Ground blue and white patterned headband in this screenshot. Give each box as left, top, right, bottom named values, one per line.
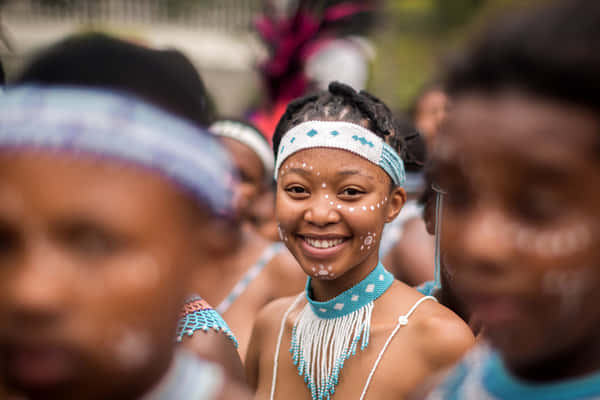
left=0, top=86, right=235, bottom=216
left=210, top=120, right=274, bottom=180
left=274, top=120, right=405, bottom=186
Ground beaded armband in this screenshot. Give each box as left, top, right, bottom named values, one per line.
left=176, top=295, right=238, bottom=349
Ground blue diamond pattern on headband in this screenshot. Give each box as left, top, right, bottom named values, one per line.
left=274, top=121, right=406, bottom=187
left=352, top=135, right=374, bottom=148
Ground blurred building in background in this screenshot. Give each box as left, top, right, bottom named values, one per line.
left=0, top=0, right=264, bottom=115
left=0, top=0, right=545, bottom=116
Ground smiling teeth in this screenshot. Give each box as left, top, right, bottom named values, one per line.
left=305, top=237, right=344, bottom=249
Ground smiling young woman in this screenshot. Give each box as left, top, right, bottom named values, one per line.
left=245, top=82, right=474, bottom=400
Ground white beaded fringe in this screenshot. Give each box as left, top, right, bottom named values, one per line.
left=291, top=302, right=374, bottom=400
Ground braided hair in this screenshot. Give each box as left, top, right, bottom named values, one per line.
left=273, top=82, right=408, bottom=166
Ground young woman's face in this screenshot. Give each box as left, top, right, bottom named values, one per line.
left=415, top=89, right=450, bottom=144
left=221, top=137, right=266, bottom=219
left=0, top=152, right=212, bottom=399
left=433, top=92, right=600, bottom=371
left=276, top=148, right=405, bottom=283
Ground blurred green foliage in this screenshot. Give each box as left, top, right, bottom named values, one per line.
left=372, top=0, right=545, bottom=111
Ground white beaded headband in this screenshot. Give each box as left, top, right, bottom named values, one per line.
left=210, top=120, right=274, bottom=180
left=0, top=86, right=235, bottom=216
left=274, top=120, right=405, bottom=186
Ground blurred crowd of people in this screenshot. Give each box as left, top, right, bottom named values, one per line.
left=0, top=0, right=599, bottom=399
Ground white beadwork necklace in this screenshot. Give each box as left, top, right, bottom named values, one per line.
left=269, top=262, right=438, bottom=400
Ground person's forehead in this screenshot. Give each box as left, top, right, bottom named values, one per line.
left=221, top=138, right=264, bottom=170
left=283, top=147, right=386, bottom=177
left=438, top=92, right=599, bottom=165
left=0, top=151, right=193, bottom=218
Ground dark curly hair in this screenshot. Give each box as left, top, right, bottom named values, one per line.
left=273, top=82, right=408, bottom=168
left=16, top=33, right=214, bottom=128
left=444, top=0, right=600, bottom=114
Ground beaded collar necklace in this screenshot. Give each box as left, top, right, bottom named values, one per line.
left=290, top=262, right=393, bottom=400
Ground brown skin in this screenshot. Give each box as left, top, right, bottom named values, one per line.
left=191, top=234, right=304, bottom=362
left=221, top=137, right=266, bottom=221
left=249, top=187, right=280, bottom=242
left=223, top=137, right=280, bottom=243
left=433, top=91, right=600, bottom=382
left=181, top=329, right=246, bottom=384
left=383, top=217, right=435, bottom=286
left=190, top=138, right=305, bottom=361
left=414, top=89, right=450, bottom=145
left=0, top=152, right=249, bottom=400
left=246, top=148, right=474, bottom=399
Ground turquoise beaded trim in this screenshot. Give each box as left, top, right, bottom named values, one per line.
left=176, top=295, right=239, bottom=348
left=304, top=262, right=394, bottom=319
left=290, top=263, right=394, bottom=400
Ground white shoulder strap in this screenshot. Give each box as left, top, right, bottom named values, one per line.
left=269, top=293, right=305, bottom=400
left=359, top=295, right=438, bottom=400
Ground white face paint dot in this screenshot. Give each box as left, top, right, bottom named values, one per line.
left=377, top=204, right=380, bottom=208
left=330, top=201, right=334, bottom=206
left=370, top=205, right=375, bottom=211
left=114, top=330, right=151, bottom=370
left=337, top=205, right=342, bottom=209
left=302, top=163, right=306, bottom=167
left=325, top=194, right=329, bottom=199
left=349, top=207, right=355, bottom=212
left=362, top=206, right=367, bottom=211
left=310, top=166, right=313, bottom=170
left=322, top=183, right=326, bottom=188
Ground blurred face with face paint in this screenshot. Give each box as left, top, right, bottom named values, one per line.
left=432, top=91, right=600, bottom=379
left=0, top=152, right=215, bottom=400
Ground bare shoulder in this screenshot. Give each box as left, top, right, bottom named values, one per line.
left=245, top=295, right=303, bottom=389
left=265, top=246, right=306, bottom=296
left=256, top=294, right=304, bottom=330
left=410, top=299, right=475, bottom=368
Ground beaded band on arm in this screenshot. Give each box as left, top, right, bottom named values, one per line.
left=176, top=295, right=239, bottom=348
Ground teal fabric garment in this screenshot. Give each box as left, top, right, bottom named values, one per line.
left=428, top=345, right=600, bottom=400
left=142, top=349, right=223, bottom=400
left=416, top=280, right=436, bottom=297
